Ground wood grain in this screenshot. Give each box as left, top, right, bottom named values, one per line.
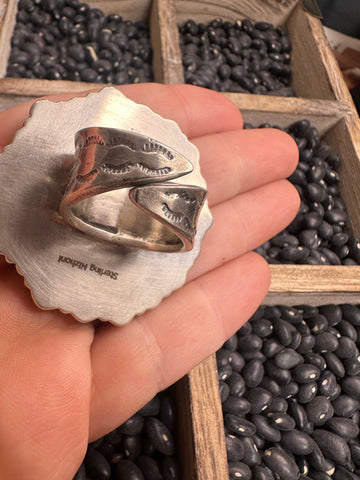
left=151, top=0, right=184, bottom=83
left=174, top=0, right=298, bottom=26
left=187, top=355, right=229, bottom=480
left=224, top=93, right=352, bottom=135
left=88, top=0, right=152, bottom=20
left=0, top=0, right=17, bottom=78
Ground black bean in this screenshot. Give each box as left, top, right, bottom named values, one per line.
left=293, top=363, right=321, bottom=383
left=307, top=441, right=328, bottom=471
left=237, top=334, right=263, bottom=352
left=312, top=429, right=351, bottom=465
left=341, top=376, right=360, bottom=399
left=242, top=359, right=265, bottom=387
left=218, top=363, right=233, bottom=381
left=253, top=465, right=275, bottom=480
left=122, top=435, right=142, bottom=461
left=160, top=455, right=181, bottom=480
left=304, top=352, right=327, bottom=371
left=269, top=413, right=296, bottom=431
left=229, top=351, right=245, bottom=372
left=115, top=460, right=145, bottom=480
left=252, top=414, right=281, bottom=442
left=288, top=330, right=302, bottom=350
left=307, top=315, right=329, bottom=334
left=323, top=352, right=346, bottom=378
left=349, top=439, right=360, bottom=466
left=138, top=397, right=160, bottom=417
left=73, top=463, right=86, bottom=480
left=305, top=396, right=334, bottom=425
left=260, top=377, right=282, bottom=397
left=245, top=387, right=272, bottom=414
left=325, top=209, right=348, bottom=225
left=336, top=320, right=358, bottom=341
left=224, top=334, right=238, bottom=351
left=280, top=429, right=314, bottom=455
left=332, top=395, right=360, bottom=417
left=265, top=360, right=292, bottom=385
left=226, top=433, right=245, bottom=461
left=274, top=348, right=304, bottom=369
left=119, top=414, right=144, bottom=436
left=228, top=372, right=246, bottom=396
left=241, top=436, right=261, bottom=466
left=219, top=381, right=230, bottom=402
left=222, top=396, right=251, bottom=416
left=314, top=331, right=339, bottom=352
left=296, top=334, right=316, bottom=354
left=225, top=414, right=256, bottom=436
left=288, top=400, right=309, bottom=431
left=273, top=318, right=293, bottom=346
left=280, top=381, right=299, bottom=399
left=85, top=448, right=111, bottom=480
left=228, top=461, right=252, bottom=480
left=251, top=318, right=274, bottom=337
left=327, top=417, right=359, bottom=438
left=319, top=370, right=338, bottom=397
left=336, top=336, right=357, bottom=359
left=237, top=322, right=252, bottom=338
left=342, top=305, right=360, bottom=326
left=344, top=356, right=360, bottom=376
left=333, top=466, right=360, bottom=480
left=263, top=447, right=300, bottom=480
left=136, top=455, right=162, bottom=480
left=145, top=418, right=174, bottom=455
left=297, top=382, right=318, bottom=404
left=263, top=339, right=284, bottom=357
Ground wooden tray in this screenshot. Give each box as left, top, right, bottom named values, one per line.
left=1, top=1, right=360, bottom=479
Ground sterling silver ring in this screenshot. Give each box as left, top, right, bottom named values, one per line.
left=59, top=127, right=207, bottom=252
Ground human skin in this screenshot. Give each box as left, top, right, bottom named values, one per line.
left=0, top=83, right=300, bottom=480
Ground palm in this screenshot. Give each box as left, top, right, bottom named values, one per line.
left=0, top=84, right=299, bottom=480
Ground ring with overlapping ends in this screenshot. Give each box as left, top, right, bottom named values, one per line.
left=59, top=126, right=207, bottom=252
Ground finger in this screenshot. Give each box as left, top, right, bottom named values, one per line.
left=194, top=127, right=299, bottom=205
left=0, top=266, right=94, bottom=480
left=0, top=84, right=243, bottom=150
left=89, top=252, right=270, bottom=440
left=188, top=179, right=300, bottom=281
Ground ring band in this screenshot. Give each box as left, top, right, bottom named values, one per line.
left=59, top=127, right=207, bottom=252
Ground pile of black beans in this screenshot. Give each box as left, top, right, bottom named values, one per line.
left=179, top=18, right=294, bottom=96
left=218, top=304, right=360, bottom=480
left=7, top=0, right=153, bottom=84
left=73, top=391, right=181, bottom=480
left=251, top=119, right=360, bottom=265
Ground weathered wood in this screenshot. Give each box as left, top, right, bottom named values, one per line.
left=187, top=355, right=229, bottom=480
left=88, top=0, right=152, bottom=20
left=174, top=0, right=298, bottom=26
left=224, top=92, right=352, bottom=135
left=287, top=4, right=341, bottom=101
left=0, top=78, right=104, bottom=98
left=151, top=0, right=184, bottom=83
left=0, top=0, right=17, bottom=78
left=267, top=265, right=360, bottom=304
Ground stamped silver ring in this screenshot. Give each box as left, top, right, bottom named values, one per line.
left=59, top=127, right=207, bottom=252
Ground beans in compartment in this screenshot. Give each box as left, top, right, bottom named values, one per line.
left=249, top=119, right=360, bottom=265
left=6, top=0, right=153, bottom=84
left=178, top=18, right=295, bottom=96
left=217, top=304, right=360, bottom=479
left=73, top=391, right=181, bottom=480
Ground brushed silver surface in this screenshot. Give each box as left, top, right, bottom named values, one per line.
left=0, top=87, right=212, bottom=325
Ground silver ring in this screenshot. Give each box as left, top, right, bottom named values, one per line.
left=59, top=127, right=207, bottom=252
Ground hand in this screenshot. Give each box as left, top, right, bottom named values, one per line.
left=0, top=84, right=299, bottom=480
